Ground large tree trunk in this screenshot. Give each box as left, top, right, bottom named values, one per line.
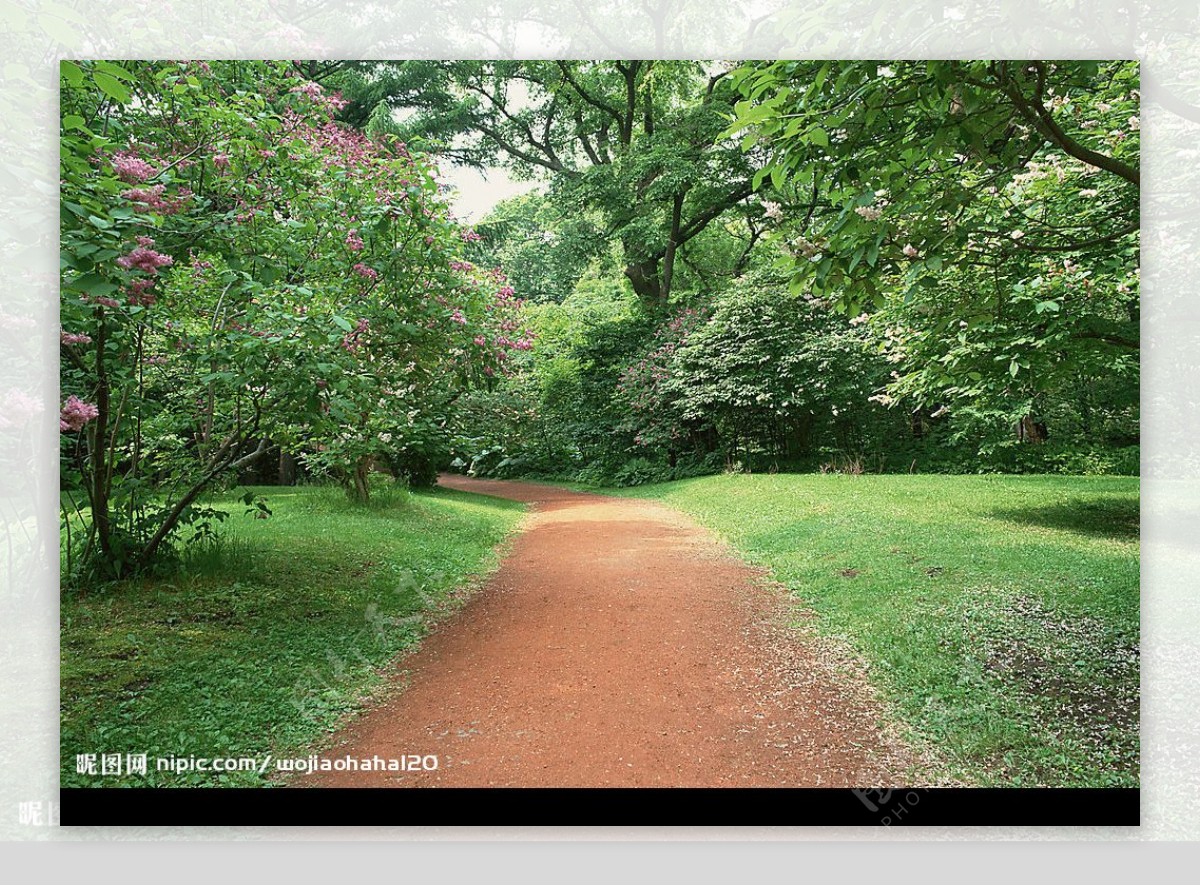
left=624, top=259, right=663, bottom=309
left=1016, top=415, right=1048, bottom=443
left=350, top=455, right=372, bottom=503
left=660, top=192, right=684, bottom=303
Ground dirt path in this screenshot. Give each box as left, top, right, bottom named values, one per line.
left=300, top=475, right=915, bottom=787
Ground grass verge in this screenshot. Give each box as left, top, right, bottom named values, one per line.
left=60, top=483, right=525, bottom=787
left=616, top=473, right=1139, bottom=787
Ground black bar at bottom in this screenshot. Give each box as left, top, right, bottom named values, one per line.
left=60, top=787, right=1138, bottom=827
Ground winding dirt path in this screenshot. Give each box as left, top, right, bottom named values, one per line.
left=300, top=475, right=914, bottom=787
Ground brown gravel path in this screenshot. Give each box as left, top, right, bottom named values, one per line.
left=299, top=474, right=915, bottom=787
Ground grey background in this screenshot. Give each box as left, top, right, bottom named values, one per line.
left=1, top=0, right=1196, bottom=878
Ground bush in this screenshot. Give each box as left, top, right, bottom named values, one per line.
left=611, top=457, right=672, bottom=487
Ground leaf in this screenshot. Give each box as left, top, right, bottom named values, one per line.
left=60, top=60, right=84, bottom=87
left=1009, top=359, right=1020, bottom=378
left=93, top=71, right=131, bottom=105
left=809, top=127, right=829, bottom=147
left=95, top=61, right=135, bottom=82
left=1035, top=300, right=1061, bottom=314
left=62, top=114, right=86, bottom=132
left=68, top=273, right=118, bottom=297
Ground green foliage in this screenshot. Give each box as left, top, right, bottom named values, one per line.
left=59, top=61, right=527, bottom=579
left=726, top=60, right=1139, bottom=431
left=324, top=60, right=758, bottom=308
left=470, top=192, right=603, bottom=304
left=449, top=60, right=1140, bottom=481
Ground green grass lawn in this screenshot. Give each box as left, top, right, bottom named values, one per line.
left=617, top=473, right=1139, bottom=787
left=60, top=483, right=525, bottom=787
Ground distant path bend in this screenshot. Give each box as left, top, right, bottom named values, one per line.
left=301, top=474, right=914, bottom=787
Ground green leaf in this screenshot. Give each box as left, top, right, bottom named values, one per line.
left=68, top=273, right=118, bottom=297
left=60, top=60, right=84, bottom=87
left=93, top=71, right=131, bottom=104
left=95, top=61, right=136, bottom=82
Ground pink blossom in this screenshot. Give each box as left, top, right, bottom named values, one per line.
left=460, top=228, right=482, bottom=242
left=111, top=151, right=156, bottom=183
left=352, top=263, right=379, bottom=281
left=60, top=330, right=92, bottom=346
left=117, top=246, right=174, bottom=275
left=84, top=295, right=121, bottom=308
left=212, top=152, right=231, bottom=170
left=59, top=395, right=99, bottom=432
left=290, top=81, right=324, bottom=99
left=125, top=277, right=157, bottom=305
left=345, top=229, right=364, bottom=252
left=122, top=184, right=191, bottom=215
left=450, top=309, right=467, bottom=325
left=473, top=335, right=487, bottom=346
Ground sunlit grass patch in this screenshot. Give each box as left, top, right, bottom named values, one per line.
left=620, top=473, right=1139, bottom=787
left=60, top=482, right=525, bottom=787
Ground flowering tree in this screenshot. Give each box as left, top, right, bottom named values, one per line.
left=60, top=61, right=529, bottom=580
left=725, top=60, right=1139, bottom=442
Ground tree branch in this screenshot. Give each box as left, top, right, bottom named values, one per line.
left=1000, top=62, right=1140, bottom=187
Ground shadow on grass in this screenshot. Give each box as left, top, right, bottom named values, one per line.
left=990, top=497, right=1140, bottom=541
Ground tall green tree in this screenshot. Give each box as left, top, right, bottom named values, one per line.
left=727, top=60, right=1139, bottom=438
left=320, top=60, right=760, bottom=310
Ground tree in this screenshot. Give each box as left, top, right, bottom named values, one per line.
left=59, top=60, right=526, bottom=580
left=726, top=60, right=1139, bottom=438
left=320, top=60, right=760, bottom=310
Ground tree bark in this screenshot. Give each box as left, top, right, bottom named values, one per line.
left=624, top=259, right=664, bottom=309
left=351, top=455, right=372, bottom=503
left=661, top=192, right=685, bottom=304
left=1016, top=415, right=1047, bottom=443
left=279, top=450, right=297, bottom=486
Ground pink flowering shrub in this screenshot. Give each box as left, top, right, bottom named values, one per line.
left=111, top=151, right=156, bottom=183
left=59, top=395, right=99, bottom=432
left=59, top=59, right=529, bottom=576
